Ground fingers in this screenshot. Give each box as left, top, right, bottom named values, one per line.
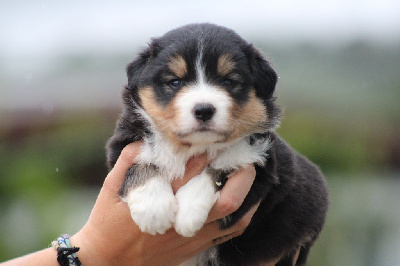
left=177, top=202, right=260, bottom=263
left=206, top=164, right=256, bottom=223
left=171, top=153, right=209, bottom=193
left=103, top=142, right=142, bottom=194
left=185, top=153, right=209, bottom=178
left=202, top=201, right=258, bottom=241
left=111, top=142, right=142, bottom=178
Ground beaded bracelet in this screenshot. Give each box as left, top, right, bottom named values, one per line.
left=52, top=234, right=83, bottom=266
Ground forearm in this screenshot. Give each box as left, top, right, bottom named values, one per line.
left=2, top=248, right=58, bottom=266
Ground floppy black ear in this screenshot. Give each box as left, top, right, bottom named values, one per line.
left=250, top=46, right=278, bottom=100
left=126, top=48, right=151, bottom=90
left=126, top=39, right=161, bottom=90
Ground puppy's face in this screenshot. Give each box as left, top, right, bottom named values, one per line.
left=125, top=24, right=278, bottom=147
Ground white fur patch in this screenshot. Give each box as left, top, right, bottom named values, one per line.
left=175, top=85, right=232, bottom=138
left=138, top=135, right=188, bottom=179
left=175, top=170, right=219, bottom=237
left=135, top=116, right=233, bottom=180
left=124, top=177, right=177, bottom=235
left=136, top=106, right=228, bottom=179
left=211, top=137, right=270, bottom=170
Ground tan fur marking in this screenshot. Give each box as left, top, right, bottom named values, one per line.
left=139, top=87, right=166, bottom=121
left=139, top=87, right=184, bottom=148
left=168, top=55, right=187, bottom=78
left=228, top=89, right=267, bottom=140
left=217, top=54, right=235, bottom=76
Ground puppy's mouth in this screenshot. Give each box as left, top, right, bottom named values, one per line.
left=174, top=124, right=233, bottom=143
left=196, top=124, right=216, bottom=132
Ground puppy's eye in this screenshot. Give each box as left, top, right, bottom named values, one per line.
left=221, top=79, right=233, bottom=87
left=169, top=79, right=183, bottom=88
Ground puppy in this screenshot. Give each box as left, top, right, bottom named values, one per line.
left=107, top=23, right=328, bottom=265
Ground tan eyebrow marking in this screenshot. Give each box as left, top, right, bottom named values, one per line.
left=168, top=55, right=187, bottom=78
left=217, top=54, right=235, bottom=76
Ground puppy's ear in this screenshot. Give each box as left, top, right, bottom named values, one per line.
left=126, top=49, right=150, bottom=90
left=249, top=46, right=278, bottom=100
left=126, top=39, right=161, bottom=90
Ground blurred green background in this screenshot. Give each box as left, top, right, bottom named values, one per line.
left=1, top=1, right=399, bottom=265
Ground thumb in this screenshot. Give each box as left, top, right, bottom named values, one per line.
left=103, top=141, right=142, bottom=194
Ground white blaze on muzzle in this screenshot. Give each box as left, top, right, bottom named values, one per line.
left=175, top=84, right=232, bottom=130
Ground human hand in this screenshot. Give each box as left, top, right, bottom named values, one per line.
left=71, top=142, right=258, bottom=265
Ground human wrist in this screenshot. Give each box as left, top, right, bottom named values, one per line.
left=51, top=234, right=83, bottom=265
left=70, top=228, right=103, bottom=265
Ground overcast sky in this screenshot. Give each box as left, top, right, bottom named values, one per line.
left=1, top=0, right=399, bottom=110
left=1, top=0, right=400, bottom=58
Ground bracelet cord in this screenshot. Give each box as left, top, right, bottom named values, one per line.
left=57, top=246, right=82, bottom=266
left=52, top=234, right=83, bottom=266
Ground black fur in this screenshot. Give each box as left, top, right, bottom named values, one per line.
left=107, top=23, right=328, bottom=265
left=218, top=137, right=328, bottom=265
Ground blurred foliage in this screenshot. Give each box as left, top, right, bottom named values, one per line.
left=0, top=110, right=116, bottom=259
left=277, top=110, right=390, bottom=174
left=309, top=175, right=400, bottom=266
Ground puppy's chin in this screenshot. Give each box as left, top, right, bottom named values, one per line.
left=175, top=130, right=230, bottom=145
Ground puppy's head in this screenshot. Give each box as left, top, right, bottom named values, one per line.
left=124, top=23, right=280, bottom=147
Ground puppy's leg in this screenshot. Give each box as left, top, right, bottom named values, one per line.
left=175, top=170, right=219, bottom=237
left=125, top=176, right=177, bottom=235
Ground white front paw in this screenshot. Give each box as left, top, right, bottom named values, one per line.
left=175, top=172, right=218, bottom=237
left=125, top=178, right=177, bottom=235
left=174, top=204, right=210, bottom=237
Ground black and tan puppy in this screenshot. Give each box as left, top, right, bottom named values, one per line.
left=107, top=23, right=328, bottom=265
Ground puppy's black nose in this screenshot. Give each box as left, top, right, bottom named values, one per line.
left=193, top=104, right=216, bottom=122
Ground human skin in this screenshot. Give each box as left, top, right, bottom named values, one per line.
left=3, top=142, right=259, bottom=266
